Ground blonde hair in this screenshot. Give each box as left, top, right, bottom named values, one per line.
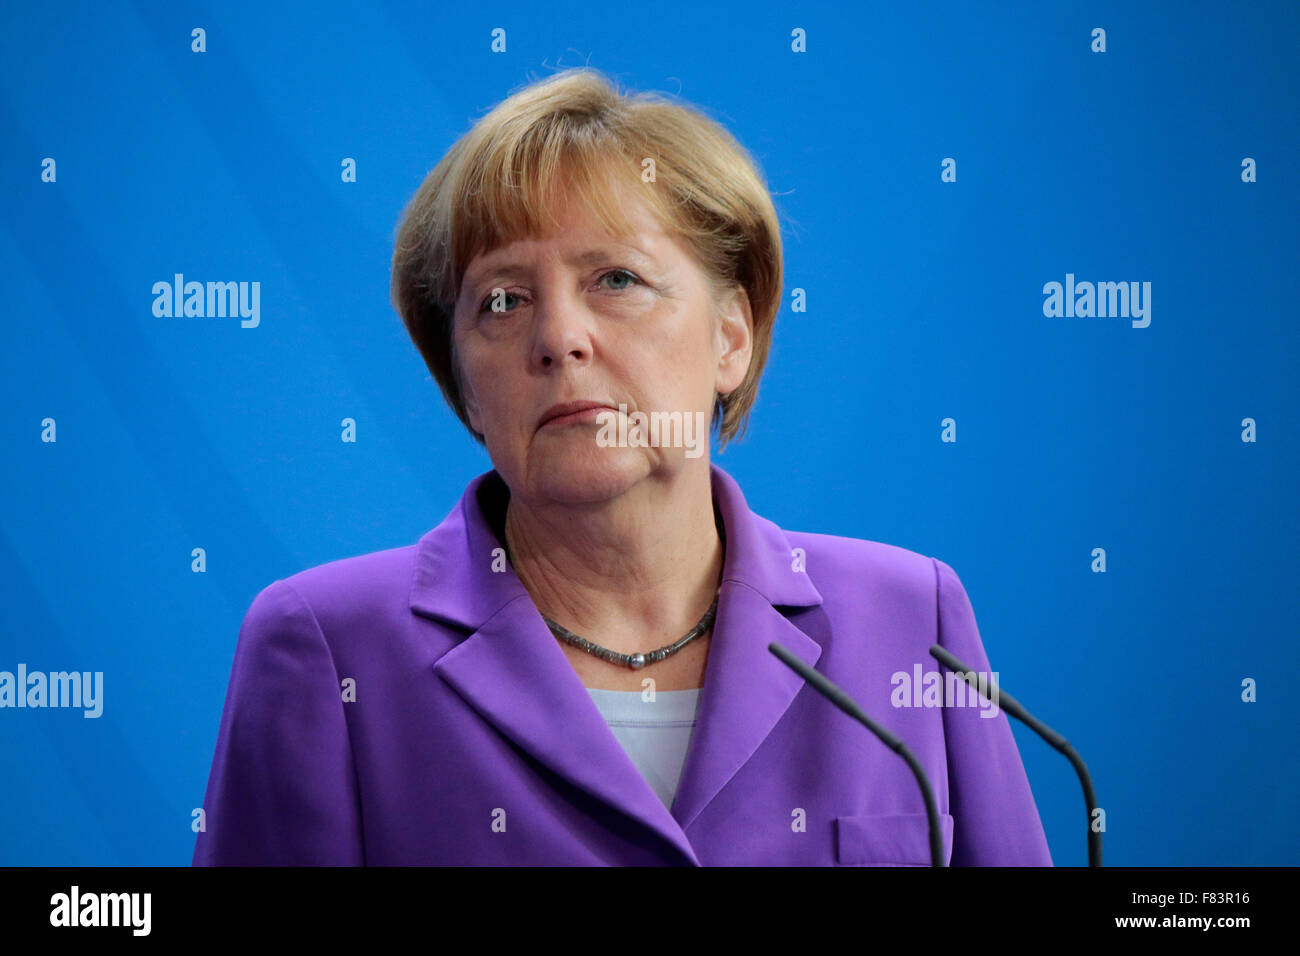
left=390, top=68, right=783, bottom=449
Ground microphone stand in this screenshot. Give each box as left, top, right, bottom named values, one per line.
left=929, top=644, right=1102, bottom=867
left=769, top=642, right=946, bottom=867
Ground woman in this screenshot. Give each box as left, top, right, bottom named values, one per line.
left=192, top=68, right=1052, bottom=866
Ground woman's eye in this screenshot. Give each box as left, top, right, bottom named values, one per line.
left=598, top=269, right=642, bottom=291
left=477, top=270, right=641, bottom=313
left=478, top=289, right=521, bottom=314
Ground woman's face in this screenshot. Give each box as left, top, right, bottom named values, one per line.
left=451, top=184, right=753, bottom=506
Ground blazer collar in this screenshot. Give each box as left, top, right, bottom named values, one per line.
left=410, top=464, right=825, bottom=864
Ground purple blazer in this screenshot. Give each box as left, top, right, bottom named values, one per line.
left=192, top=464, right=1052, bottom=866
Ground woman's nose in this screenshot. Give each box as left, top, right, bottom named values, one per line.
left=530, top=293, right=593, bottom=369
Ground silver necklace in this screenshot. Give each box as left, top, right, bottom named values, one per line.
left=502, top=528, right=720, bottom=670
left=542, top=592, right=719, bottom=670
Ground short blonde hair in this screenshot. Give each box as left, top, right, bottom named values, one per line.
left=390, top=68, right=783, bottom=449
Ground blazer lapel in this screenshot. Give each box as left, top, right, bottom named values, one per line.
left=410, top=470, right=701, bottom=865
left=432, top=595, right=702, bottom=864
left=668, top=586, right=822, bottom=831
left=668, top=466, right=825, bottom=830
left=408, top=465, right=825, bottom=863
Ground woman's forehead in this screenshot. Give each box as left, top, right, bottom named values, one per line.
left=462, top=202, right=679, bottom=282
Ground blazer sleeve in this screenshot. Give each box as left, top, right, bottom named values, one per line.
left=933, top=557, right=1053, bottom=866
left=192, top=579, right=363, bottom=865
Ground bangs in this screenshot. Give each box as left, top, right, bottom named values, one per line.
left=449, top=128, right=656, bottom=299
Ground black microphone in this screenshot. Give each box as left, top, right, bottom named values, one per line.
left=928, top=643, right=1102, bottom=867
left=768, top=641, right=946, bottom=867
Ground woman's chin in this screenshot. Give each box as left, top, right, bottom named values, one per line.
left=523, top=444, right=653, bottom=504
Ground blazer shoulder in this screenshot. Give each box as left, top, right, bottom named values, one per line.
left=784, top=527, right=942, bottom=602
left=252, top=542, right=420, bottom=637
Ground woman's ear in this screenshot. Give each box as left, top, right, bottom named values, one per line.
left=714, top=285, right=754, bottom=397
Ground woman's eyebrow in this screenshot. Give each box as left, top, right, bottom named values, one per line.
left=568, top=245, right=656, bottom=269
left=466, top=245, right=657, bottom=289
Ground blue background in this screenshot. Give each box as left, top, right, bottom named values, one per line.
left=1, top=0, right=1295, bottom=866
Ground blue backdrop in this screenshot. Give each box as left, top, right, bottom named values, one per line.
left=1, top=0, right=1295, bottom=866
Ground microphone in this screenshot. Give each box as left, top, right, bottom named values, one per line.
left=928, top=644, right=1102, bottom=867
left=768, top=641, right=946, bottom=867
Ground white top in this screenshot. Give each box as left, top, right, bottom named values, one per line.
left=586, top=688, right=702, bottom=810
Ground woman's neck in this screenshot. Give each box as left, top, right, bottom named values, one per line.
left=501, top=463, right=724, bottom=660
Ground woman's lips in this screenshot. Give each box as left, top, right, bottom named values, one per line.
left=540, top=406, right=612, bottom=428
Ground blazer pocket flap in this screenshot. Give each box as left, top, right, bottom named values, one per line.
left=835, top=813, right=954, bottom=865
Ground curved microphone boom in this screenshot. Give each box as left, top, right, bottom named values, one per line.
left=928, top=644, right=1102, bottom=867
left=768, top=641, right=946, bottom=867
